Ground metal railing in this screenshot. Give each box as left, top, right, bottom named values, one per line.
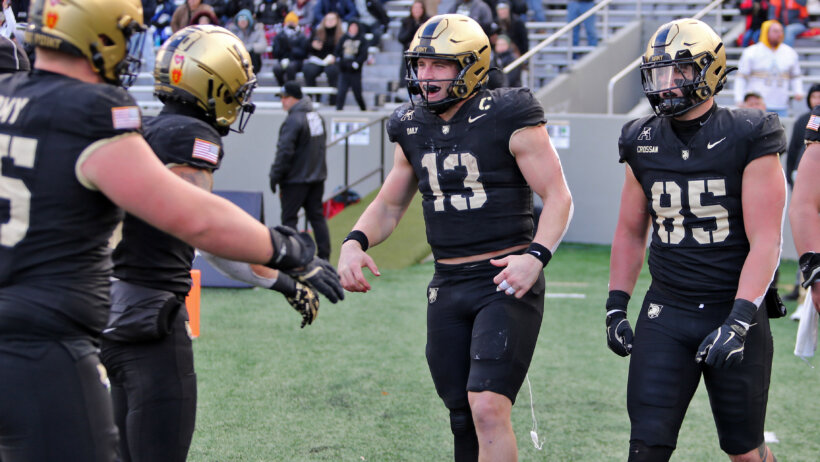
left=325, top=115, right=390, bottom=202
left=504, top=0, right=615, bottom=89
left=606, top=0, right=728, bottom=114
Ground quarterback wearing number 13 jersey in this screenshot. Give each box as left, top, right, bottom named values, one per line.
left=619, top=106, right=785, bottom=302
left=386, top=86, right=545, bottom=259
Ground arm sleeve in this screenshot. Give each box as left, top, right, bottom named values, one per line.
left=199, top=251, right=277, bottom=288
left=786, top=115, right=806, bottom=184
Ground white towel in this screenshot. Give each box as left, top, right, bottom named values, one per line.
left=794, top=287, right=818, bottom=359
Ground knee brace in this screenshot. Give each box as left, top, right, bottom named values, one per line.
left=449, top=408, right=478, bottom=462
left=628, top=440, right=674, bottom=462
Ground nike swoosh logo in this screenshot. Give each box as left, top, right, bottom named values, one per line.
left=707, top=137, right=726, bottom=149
left=468, top=114, right=487, bottom=123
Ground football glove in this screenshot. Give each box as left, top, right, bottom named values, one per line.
left=287, top=281, right=319, bottom=328
left=285, top=256, right=345, bottom=303
left=605, top=290, right=633, bottom=357
left=800, top=251, right=820, bottom=288
left=265, top=226, right=315, bottom=271
left=695, top=298, right=757, bottom=368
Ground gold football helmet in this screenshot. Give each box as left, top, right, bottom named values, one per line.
left=640, top=18, right=732, bottom=117
left=154, top=25, right=257, bottom=134
left=404, top=14, right=490, bottom=114
left=25, top=0, right=146, bottom=87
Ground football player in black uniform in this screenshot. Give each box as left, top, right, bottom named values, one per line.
left=790, top=106, right=820, bottom=313
left=337, top=14, right=573, bottom=461
left=98, top=25, right=322, bottom=462
left=606, top=19, right=786, bottom=462
left=0, top=1, right=341, bottom=460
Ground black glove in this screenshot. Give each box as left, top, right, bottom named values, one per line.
left=265, top=226, right=315, bottom=271
left=800, top=251, right=820, bottom=288
left=695, top=298, right=757, bottom=368
left=605, top=290, right=633, bottom=357
left=286, top=281, right=319, bottom=328
left=286, top=256, right=345, bottom=303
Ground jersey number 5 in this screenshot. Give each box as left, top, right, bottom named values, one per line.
left=651, top=178, right=730, bottom=245
left=421, top=152, right=487, bottom=212
left=0, top=135, right=37, bottom=247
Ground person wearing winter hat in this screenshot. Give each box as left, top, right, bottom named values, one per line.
left=229, top=8, right=268, bottom=73
left=272, top=11, right=309, bottom=85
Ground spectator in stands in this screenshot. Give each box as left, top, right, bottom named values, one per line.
left=229, top=8, right=268, bottom=73
left=527, top=0, right=545, bottom=22
left=353, top=0, right=390, bottom=48
left=567, top=0, right=597, bottom=53
left=0, top=0, right=17, bottom=40
left=398, top=0, right=429, bottom=84
left=742, top=91, right=767, bottom=110
left=484, top=22, right=508, bottom=89
left=291, top=0, right=316, bottom=31
left=171, top=0, right=216, bottom=32
left=312, top=0, right=358, bottom=28
left=450, top=0, right=494, bottom=31
left=495, top=34, right=521, bottom=86
left=10, top=0, right=25, bottom=22
left=737, top=0, right=770, bottom=46
left=151, top=0, right=177, bottom=45
left=257, top=0, right=290, bottom=25
left=304, top=11, right=343, bottom=103
left=272, top=12, right=310, bottom=85
left=782, top=84, right=820, bottom=300
left=211, top=0, right=255, bottom=25
left=192, top=9, right=220, bottom=25
left=769, top=0, right=809, bottom=47
left=335, top=20, right=368, bottom=110
left=496, top=2, right=527, bottom=54
left=734, top=20, right=803, bottom=117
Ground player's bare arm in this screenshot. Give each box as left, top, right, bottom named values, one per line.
left=338, top=144, right=419, bottom=292
left=789, top=143, right=820, bottom=311
left=736, top=154, right=787, bottom=303
left=171, top=165, right=215, bottom=192
left=80, top=134, right=273, bottom=264
left=609, top=165, right=651, bottom=294
left=490, top=124, right=573, bottom=298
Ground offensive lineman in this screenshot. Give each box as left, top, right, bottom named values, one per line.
left=0, top=1, right=341, bottom=460
left=99, top=25, right=326, bottom=462
left=789, top=105, right=820, bottom=312
left=338, top=15, right=573, bottom=461
left=606, top=19, right=785, bottom=462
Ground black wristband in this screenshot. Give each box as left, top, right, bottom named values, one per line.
left=799, top=251, right=820, bottom=288
left=343, top=230, right=369, bottom=252
left=525, top=242, right=552, bottom=267
left=606, top=290, right=631, bottom=312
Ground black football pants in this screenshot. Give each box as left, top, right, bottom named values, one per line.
left=280, top=181, right=332, bottom=260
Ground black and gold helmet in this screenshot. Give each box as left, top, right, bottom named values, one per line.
left=154, top=25, right=257, bottom=134
left=404, top=14, right=491, bottom=114
left=641, top=18, right=732, bottom=117
left=25, top=0, right=146, bottom=87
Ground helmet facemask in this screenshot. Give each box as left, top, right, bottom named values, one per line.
left=111, top=19, right=146, bottom=87
left=228, top=73, right=257, bottom=134
left=405, top=53, right=481, bottom=114
left=641, top=54, right=713, bottom=117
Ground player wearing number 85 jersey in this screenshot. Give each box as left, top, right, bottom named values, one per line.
left=338, top=14, right=572, bottom=461
left=607, top=18, right=786, bottom=462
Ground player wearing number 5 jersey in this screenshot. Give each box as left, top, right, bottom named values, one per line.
left=338, top=14, right=572, bottom=462
left=607, top=19, right=786, bottom=462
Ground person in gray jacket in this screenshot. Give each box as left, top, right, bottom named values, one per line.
left=228, top=8, right=268, bottom=73
left=270, top=81, right=332, bottom=260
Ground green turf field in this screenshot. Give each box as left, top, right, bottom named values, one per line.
left=188, top=244, right=818, bottom=461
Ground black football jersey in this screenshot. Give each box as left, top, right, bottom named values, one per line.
left=113, top=105, right=223, bottom=295
left=619, top=106, right=786, bottom=302
left=387, top=87, right=545, bottom=259
left=0, top=70, right=142, bottom=336
left=804, top=105, right=820, bottom=143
